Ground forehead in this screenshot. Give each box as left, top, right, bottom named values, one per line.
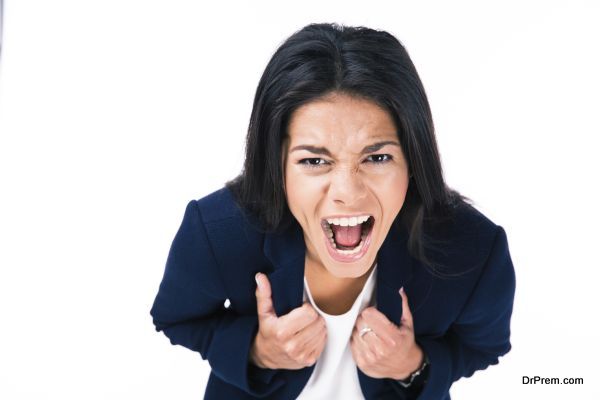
left=287, top=94, right=397, bottom=144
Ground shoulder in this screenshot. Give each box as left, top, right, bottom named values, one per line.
left=190, top=186, right=261, bottom=228
left=422, top=201, right=508, bottom=276
left=433, top=201, right=499, bottom=239
left=189, top=185, right=266, bottom=255
left=193, top=186, right=245, bottom=222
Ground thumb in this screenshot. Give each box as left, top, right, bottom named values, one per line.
left=255, top=273, right=276, bottom=321
left=398, top=287, right=414, bottom=329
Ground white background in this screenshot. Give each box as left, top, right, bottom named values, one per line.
left=1, top=1, right=599, bottom=399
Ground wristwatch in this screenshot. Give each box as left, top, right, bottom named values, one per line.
left=395, top=353, right=430, bottom=388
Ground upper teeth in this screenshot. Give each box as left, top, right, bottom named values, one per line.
left=326, top=215, right=370, bottom=227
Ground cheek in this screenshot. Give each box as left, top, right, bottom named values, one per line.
left=388, top=176, right=409, bottom=197
left=372, top=168, right=407, bottom=189
left=287, top=168, right=325, bottom=192
left=284, top=171, right=320, bottom=215
left=374, top=171, right=409, bottom=208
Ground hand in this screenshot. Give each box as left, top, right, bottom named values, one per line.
left=250, top=272, right=327, bottom=370
left=350, top=287, right=424, bottom=380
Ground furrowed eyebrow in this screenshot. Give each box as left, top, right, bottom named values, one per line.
left=290, top=140, right=401, bottom=156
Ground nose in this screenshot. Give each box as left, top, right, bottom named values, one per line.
left=328, top=165, right=367, bottom=206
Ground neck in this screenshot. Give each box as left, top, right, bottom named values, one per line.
left=304, top=257, right=376, bottom=315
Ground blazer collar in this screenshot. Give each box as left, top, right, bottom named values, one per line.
left=262, top=216, right=414, bottom=326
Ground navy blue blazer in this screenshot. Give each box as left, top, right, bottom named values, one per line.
left=150, top=186, right=516, bottom=400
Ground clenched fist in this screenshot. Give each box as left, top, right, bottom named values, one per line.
left=249, top=273, right=327, bottom=370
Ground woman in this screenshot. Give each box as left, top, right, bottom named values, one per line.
left=150, top=23, right=516, bottom=400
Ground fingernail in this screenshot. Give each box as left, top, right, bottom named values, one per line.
left=255, top=273, right=261, bottom=289
left=399, top=286, right=404, bottom=294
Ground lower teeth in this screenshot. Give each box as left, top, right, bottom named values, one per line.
left=330, top=232, right=367, bottom=255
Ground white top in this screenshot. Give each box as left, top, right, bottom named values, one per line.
left=296, top=264, right=378, bottom=400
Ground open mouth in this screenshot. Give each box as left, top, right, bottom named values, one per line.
left=321, top=216, right=375, bottom=257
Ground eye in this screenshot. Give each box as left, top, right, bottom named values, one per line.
left=298, top=158, right=330, bottom=169
left=297, top=155, right=393, bottom=169
left=365, top=154, right=393, bottom=164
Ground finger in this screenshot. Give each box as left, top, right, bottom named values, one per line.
left=255, top=273, right=276, bottom=320
left=306, top=330, right=327, bottom=365
left=291, top=325, right=326, bottom=367
left=280, top=320, right=324, bottom=364
left=357, top=309, right=397, bottom=347
left=353, top=322, right=386, bottom=357
left=301, top=320, right=327, bottom=354
left=277, top=302, right=320, bottom=336
left=294, top=315, right=326, bottom=348
left=351, top=326, right=377, bottom=364
left=399, top=287, right=414, bottom=328
left=278, top=314, right=327, bottom=350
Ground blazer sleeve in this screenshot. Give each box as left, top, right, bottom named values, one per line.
left=414, top=225, right=516, bottom=400
left=149, top=200, right=282, bottom=397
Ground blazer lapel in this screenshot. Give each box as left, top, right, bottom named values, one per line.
left=261, top=220, right=316, bottom=399
left=262, top=220, right=306, bottom=317
left=375, top=220, right=413, bottom=325
left=357, top=221, right=420, bottom=398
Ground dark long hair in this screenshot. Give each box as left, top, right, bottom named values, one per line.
left=225, top=22, right=473, bottom=275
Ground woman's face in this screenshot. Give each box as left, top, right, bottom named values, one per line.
left=283, top=93, right=410, bottom=279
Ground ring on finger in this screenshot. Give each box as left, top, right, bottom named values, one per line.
left=359, top=326, right=375, bottom=340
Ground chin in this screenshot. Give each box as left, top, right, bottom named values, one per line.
left=321, top=251, right=377, bottom=279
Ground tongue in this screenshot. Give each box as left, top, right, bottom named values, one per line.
left=331, top=224, right=362, bottom=247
